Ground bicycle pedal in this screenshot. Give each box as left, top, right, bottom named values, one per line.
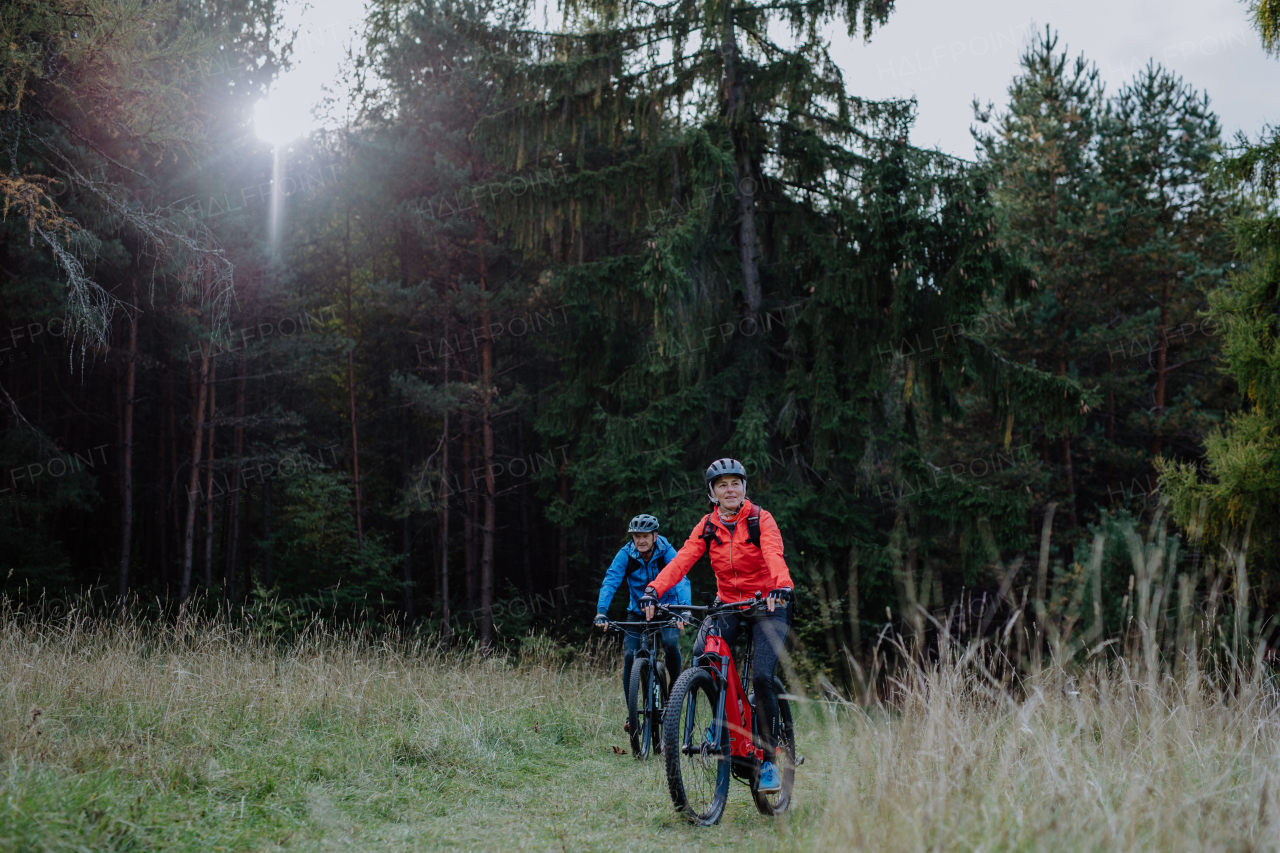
left=795, top=755, right=806, bottom=766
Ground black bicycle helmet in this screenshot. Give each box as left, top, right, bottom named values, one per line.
left=628, top=513, right=660, bottom=533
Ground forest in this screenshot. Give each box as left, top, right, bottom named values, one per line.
left=2, top=0, right=1279, bottom=682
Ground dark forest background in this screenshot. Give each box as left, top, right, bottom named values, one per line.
left=3, top=0, right=1279, bottom=680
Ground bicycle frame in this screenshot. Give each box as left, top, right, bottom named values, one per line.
left=703, top=634, right=763, bottom=761
left=663, top=596, right=797, bottom=824
left=695, top=603, right=766, bottom=764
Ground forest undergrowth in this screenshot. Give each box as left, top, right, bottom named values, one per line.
left=1, top=593, right=1277, bottom=853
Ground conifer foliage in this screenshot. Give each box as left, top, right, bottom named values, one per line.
left=0, top=0, right=1271, bottom=676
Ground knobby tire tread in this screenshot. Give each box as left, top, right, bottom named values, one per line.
left=663, top=667, right=729, bottom=826
left=628, top=657, right=651, bottom=759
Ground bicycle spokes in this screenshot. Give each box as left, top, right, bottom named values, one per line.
left=664, top=669, right=729, bottom=824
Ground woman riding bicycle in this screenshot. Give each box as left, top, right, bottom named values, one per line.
left=594, top=514, right=691, bottom=728
left=639, top=458, right=793, bottom=794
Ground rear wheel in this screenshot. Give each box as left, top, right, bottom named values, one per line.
left=627, top=657, right=652, bottom=758
left=752, top=677, right=796, bottom=815
left=662, top=668, right=730, bottom=825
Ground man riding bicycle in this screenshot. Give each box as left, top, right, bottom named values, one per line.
left=639, top=458, right=794, bottom=794
left=595, top=514, right=691, bottom=726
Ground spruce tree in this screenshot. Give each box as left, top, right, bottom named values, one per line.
left=476, top=1, right=1087, bottom=665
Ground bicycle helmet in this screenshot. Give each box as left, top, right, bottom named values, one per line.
left=628, top=513, right=660, bottom=533
left=705, top=458, right=747, bottom=505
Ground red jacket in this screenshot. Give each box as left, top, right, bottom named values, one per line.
left=650, top=499, right=793, bottom=603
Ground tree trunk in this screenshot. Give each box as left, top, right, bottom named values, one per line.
left=847, top=544, right=861, bottom=662
left=263, top=477, right=274, bottom=590
left=168, top=362, right=180, bottom=598
left=181, top=344, right=209, bottom=603
left=1062, top=432, right=1077, bottom=529
left=1057, top=357, right=1077, bottom=528
left=556, top=461, right=568, bottom=623
left=345, top=213, right=365, bottom=552
left=1107, top=354, right=1116, bottom=444
left=118, top=285, right=136, bottom=609
left=401, top=410, right=415, bottom=620
left=225, top=362, right=246, bottom=603
left=463, top=410, right=477, bottom=613
left=160, top=356, right=170, bottom=599
left=721, top=11, right=762, bottom=316
left=203, top=354, right=217, bottom=589
left=1153, top=276, right=1171, bottom=459
left=477, top=219, right=496, bottom=651
left=440, top=304, right=452, bottom=648
left=518, top=417, right=533, bottom=598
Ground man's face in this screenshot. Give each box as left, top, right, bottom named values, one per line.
left=713, top=475, right=744, bottom=509
left=632, top=532, right=656, bottom=553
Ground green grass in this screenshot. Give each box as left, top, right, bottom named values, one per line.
left=4, top=612, right=1280, bottom=852
left=0, top=620, right=821, bottom=852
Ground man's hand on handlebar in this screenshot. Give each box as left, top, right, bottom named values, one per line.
left=639, top=586, right=659, bottom=620
left=767, top=587, right=792, bottom=613
left=593, top=613, right=609, bottom=630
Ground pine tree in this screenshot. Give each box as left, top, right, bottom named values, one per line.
left=972, top=29, right=1115, bottom=529
left=477, top=1, right=1087, bottom=666
left=1158, top=0, right=1280, bottom=572
left=1098, top=63, right=1234, bottom=478
left=0, top=0, right=286, bottom=604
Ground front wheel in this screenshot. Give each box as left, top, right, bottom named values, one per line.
left=752, top=677, right=796, bottom=815
left=628, top=657, right=652, bottom=758
left=662, top=667, right=730, bottom=826
left=650, top=660, right=670, bottom=755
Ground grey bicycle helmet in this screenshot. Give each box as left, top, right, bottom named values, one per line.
left=628, top=513, right=660, bottom=533
left=705, top=458, right=747, bottom=505
left=705, top=458, right=747, bottom=486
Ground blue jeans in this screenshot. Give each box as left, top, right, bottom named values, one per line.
left=622, top=620, right=682, bottom=699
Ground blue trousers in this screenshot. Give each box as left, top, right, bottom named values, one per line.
left=622, top=622, right=682, bottom=698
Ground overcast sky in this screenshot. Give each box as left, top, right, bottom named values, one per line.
left=257, top=0, right=1278, bottom=158
left=830, top=0, right=1278, bottom=159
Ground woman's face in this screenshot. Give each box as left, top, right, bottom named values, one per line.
left=632, top=532, right=656, bottom=554
left=713, top=476, right=744, bottom=511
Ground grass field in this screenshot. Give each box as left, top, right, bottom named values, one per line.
left=2, top=611, right=1278, bottom=852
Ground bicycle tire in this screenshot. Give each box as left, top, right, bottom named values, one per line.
left=752, top=677, right=796, bottom=815
left=651, top=661, right=670, bottom=755
left=663, top=667, right=730, bottom=826
left=628, top=657, right=652, bottom=759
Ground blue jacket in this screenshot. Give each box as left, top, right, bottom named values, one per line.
left=596, top=534, right=691, bottom=615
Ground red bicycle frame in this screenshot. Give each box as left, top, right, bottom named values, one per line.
left=702, top=633, right=765, bottom=761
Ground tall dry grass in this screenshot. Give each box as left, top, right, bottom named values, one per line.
left=783, top=507, right=1280, bottom=852
left=785, top=639, right=1280, bottom=852
left=4, top=502, right=1279, bottom=852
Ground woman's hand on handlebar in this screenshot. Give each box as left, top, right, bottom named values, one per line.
left=767, top=587, right=792, bottom=613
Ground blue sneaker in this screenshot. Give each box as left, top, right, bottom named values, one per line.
left=704, top=725, right=717, bottom=746
left=757, top=760, right=782, bottom=793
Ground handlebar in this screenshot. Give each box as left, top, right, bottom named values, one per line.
left=600, top=603, right=692, bottom=631
left=684, top=592, right=784, bottom=616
